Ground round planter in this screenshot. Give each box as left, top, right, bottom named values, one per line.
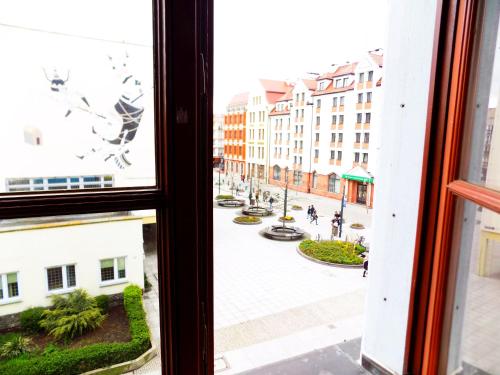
left=350, top=223, right=365, bottom=229
left=217, top=199, right=245, bottom=208
left=291, top=206, right=303, bottom=211
left=241, top=206, right=273, bottom=217
left=296, top=247, right=364, bottom=268
left=262, top=225, right=306, bottom=241
left=233, top=217, right=262, bottom=225
left=278, top=217, right=295, bottom=223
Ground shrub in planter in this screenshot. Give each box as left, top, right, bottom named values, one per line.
left=20, top=307, right=45, bottom=333
left=299, top=239, right=364, bottom=265
left=350, top=223, right=365, bottom=229
left=40, top=289, right=105, bottom=341
left=95, top=295, right=110, bottom=314
left=0, top=285, right=151, bottom=375
left=144, top=273, right=153, bottom=292
left=0, top=336, right=35, bottom=359
left=279, top=215, right=294, bottom=221
left=233, top=216, right=262, bottom=224
left=215, top=194, right=234, bottom=200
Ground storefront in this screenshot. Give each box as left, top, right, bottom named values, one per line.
left=342, top=166, right=374, bottom=208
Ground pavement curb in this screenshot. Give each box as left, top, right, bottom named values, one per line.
left=296, top=246, right=364, bottom=268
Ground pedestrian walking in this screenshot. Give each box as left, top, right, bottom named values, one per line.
left=331, top=218, right=339, bottom=239
left=307, top=205, right=312, bottom=219
left=363, top=259, right=369, bottom=277
left=310, top=211, right=318, bottom=225
left=269, top=196, right=275, bottom=209
left=334, top=210, right=341, bottom=223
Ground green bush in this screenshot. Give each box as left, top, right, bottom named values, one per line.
left=299, top=240, right=364, bottom=265
left=0, top=336, right=35, bottom=359
left=144, top=273, right=152, bottom=292
left=94, top=295, right=110, bottom=314
left=40, top=289, right=105, bottom=341
left=233, top=216, right=261, bottom=223
left=215, top=194, right=234, bottom=200
left=0, top=333, right=19, bottom=348
left=0, top=285, right=151, bottom=375
left=20, top=307, right=45, bottom=333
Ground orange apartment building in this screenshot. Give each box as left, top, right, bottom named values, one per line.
left=223, top=92, right=248, bottom=176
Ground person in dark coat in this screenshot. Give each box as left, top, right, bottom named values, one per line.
left=307, top=205, right=312, bottom=219
left=363, top=259, right=369, bottom=277
left=310, top=211, right=318, bottom=225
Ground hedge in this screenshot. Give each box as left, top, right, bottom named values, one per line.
left=299, top=240, right=364, bottom=265
left=0, top=285, right=151, bottom=375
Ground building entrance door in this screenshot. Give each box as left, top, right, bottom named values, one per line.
left=357, top=183, right=367, bottom=204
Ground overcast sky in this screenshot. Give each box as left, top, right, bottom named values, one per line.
left=214, top=0, right=389, bottom=112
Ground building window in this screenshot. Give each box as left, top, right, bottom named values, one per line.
left=338, top=133, right=343, bottom=143
left=364, top=133, right=370, bottom=143
left=343, top=77, right=348, bottom=86
left=293, top=171, right=302, bottom=185
left=367, top=92, right=372, bottom=103
left=6, top=175, right=114, bottom=192
left=301, top=93, right=305, bottom=101
left=337, top=151, right=342, bottom=160
left=273, top=165, right=281, bottom=180
left=315, top=133, right=320, bottom=141
left=335, top=79, right=342, bottom=88
left=333, top=97, right=338, bottom=107
left=314, top=149, right=319, bottom=158
left=301, top=109, right=304, bottom=118
left=299, top=156, right=302, bottom=165
left=339, top=115, right=344, bottom=124
left=331, top=133, right=336, bottom=143
left=356, top=133, right=361, bottom=143
left=294, top=156, right=297, bottom=164
left=354, top=152, right=360, bottom=162
left=330, top=150, right=335, bottom=160
left=312, top=172, right=317, bottom=188
left=340, top=96, right=345, bottom=106
left=363, top=153, right=369, bottom=163
left=47, top=265, right=76, bottom=292
left=368, top=70, right=374, bottom=81
left=359, top=72, right=365, bottom=83
left=332, top=115, right=337, bottom=124
left=365, top=113, right=371, bottom=123
left=0, top=272, right=20, bottom=302
left=317, top=99, right=321, bottom=108
left=357, top=113, right=362, bottom=123
left=296, top=93, right=299, bottom=102
left=358, top=93, right=363, bottom=103
left=316, top=117, right=320, bottom=126
left=300, top=125, right=304, bottom=133
left=328, top=174, right=340, bottom=193
left=100, top=257, right=126, bottom=283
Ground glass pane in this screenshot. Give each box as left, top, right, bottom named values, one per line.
left=446, top=199, right=500, bottom=374
left=66, top=265, right=76, bottom=287
left=0, top=0, right=156, bottom=193
left=460, top=3, right=500, bottom=191
left=0, top=210, right=161, bottom=372
left=117, top=257, right=126, bottom=279
left=47, top=267, right=64, bottom=290
left=100, top=260, right=115, bottom=282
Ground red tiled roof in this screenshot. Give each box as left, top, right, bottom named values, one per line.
left=259, top=79, right=290, bottom=94
left=266, top=92, right=286, bottom=104
left=302, top=79, right=317, bottom=91
left=369, top=53, right=384, bottom=67
left=228, top=92, right=249, bottom=106
left=276, top=87, right=294, bottom=102
left=318, top=63, right=358, bottom=80
left=311, top=81, right=355, bottom=96
left=269, top=108, right=291, bottom=116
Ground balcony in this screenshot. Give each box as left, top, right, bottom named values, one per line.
left=363, top=123, right=371, bottom=130
left=365, top=102, right=372, bottom=110
left=338, top=124, right=344, bottom=130
left=330, top=142, right=336, bottom=148
left=356, top=103, right=363, bottom=110
left=362, top=143, right=369, bottom=149
left=329, top=159, right=335, bottom=165
left=299, top=148, right=303, bottom=153
left=335, top=159, right=341, bottom=166
left=337, top=142, right=343, bottom=148
left=362, top=162, right=368, bottom=169
left=314, top=157, right=319, bottom=163
left=331, top=106, right=338, bottom=112
left=331, top=124, right=337, bottom=130
left=357, top=82, right=364, bottom=90
left=339, top=105, right=345, bottom=112
left=314, top=141, right=320, bottom=147
left=316, top=107, right=321, bottom=113
left=366, top=81, right=373, bottom=89
left=354, top=142, right=361, bottom=149
left=355, top=123, right=362, bottom=130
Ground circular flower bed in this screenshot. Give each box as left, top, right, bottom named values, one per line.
left=291, top=205, right=303, bottom=210
left=233, top=216, right=262, bottom=225
left=298, top=239, right=365, bottom=266
left=278, top=216, right=295, bottom=223
left=350, top=223, right=365, bottom=229
left=215, top=194, right=234, bottom=200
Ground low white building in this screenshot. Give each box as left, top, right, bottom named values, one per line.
left=0, top=214, right=146, bottom=326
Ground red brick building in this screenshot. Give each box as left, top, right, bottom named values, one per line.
left=223, top=92, right=248, bottom=176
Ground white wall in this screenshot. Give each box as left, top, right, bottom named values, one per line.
left=361, top=0, right=438, bottom=373
left=0, top=218, right=144, bottom=315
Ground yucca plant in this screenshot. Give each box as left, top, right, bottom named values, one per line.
left=0, top=335, right=35, bottom=359
left=40, top=289, right=106, bottom=341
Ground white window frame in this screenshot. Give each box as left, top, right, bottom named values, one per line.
left=0, top=272, right=21, bottom=305
left=46, top=264, right=77, bottom=295
left=99, top=257, right=127, bottom=287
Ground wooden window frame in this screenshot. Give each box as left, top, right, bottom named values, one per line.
left=406, top=0, right=500, bottom=373
left=0, top=0, right=214, bottom=374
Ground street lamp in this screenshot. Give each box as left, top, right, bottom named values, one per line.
left=283, top=166, right=289, bottom=227
left=339, top=184, right=346, bottom=238
left=306, top=100, right=315, bottom=193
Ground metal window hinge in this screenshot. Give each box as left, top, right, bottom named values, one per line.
left=200, top=53, right=207, bottom=95
left=201, top=301, right=208, bottom=374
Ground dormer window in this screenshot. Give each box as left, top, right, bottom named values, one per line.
left=319, top=81, right=325, bottom=90
left=343, top=77, right=348, bottom=86
left=335, top=79, right=342, bottom=88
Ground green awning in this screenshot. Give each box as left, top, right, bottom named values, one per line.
left=342, top=174, right=374, bottom=183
